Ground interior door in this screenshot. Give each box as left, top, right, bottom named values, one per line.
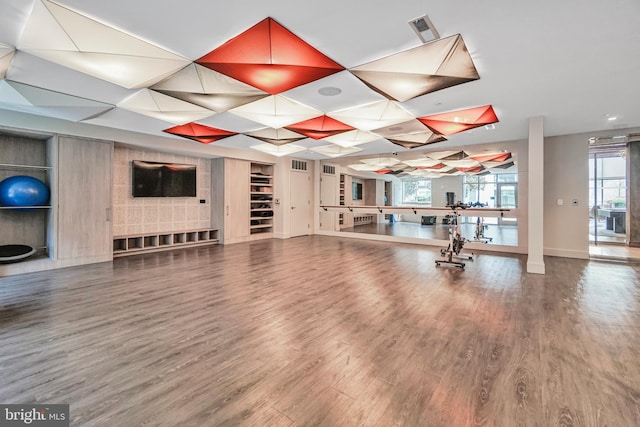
left=290, top=170, right=311, bottom=237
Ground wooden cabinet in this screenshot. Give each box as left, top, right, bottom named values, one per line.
left=212, top=158, right=250, bottom=244
left=212, top=159, right=274, bottom=244
left=339, top=174, right=345, bottom=226
left=57, top=136, right=112, bottom=261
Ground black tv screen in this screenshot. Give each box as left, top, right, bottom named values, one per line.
left=132, top=160, right=196, bottom=197
left=352, top=182, right=363, bottom=200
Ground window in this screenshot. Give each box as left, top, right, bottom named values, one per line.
left=462, top=173, right=518, bottom=224
left=589, top=155, right=626, bottom=209
left=402, top=180, right=431, bottom=204
left=462, top=174, right=517, bottom=207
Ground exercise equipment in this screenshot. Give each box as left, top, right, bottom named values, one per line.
left=0, top=244, right=36, bottom=263
left=467, top=202, right=493, bottom=243
left=435, top=203, right=474, bottom=269
left=0, top=175, right=50, bottom=207
left=319, top=204, right=511, bottom=271
left=471, top=216, right=492, bottom=243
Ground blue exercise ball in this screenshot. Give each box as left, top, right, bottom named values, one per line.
left=0, top=175, right=50, bottom=207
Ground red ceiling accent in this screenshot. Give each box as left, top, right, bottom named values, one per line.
left=163, top=122, right=237, bottom=144
left=456, top=166, right=484, bottom=173
left=416, top=163, right=447, bottom=170
left=468, top=152, right=512, bottom=163
left=418, top=105, right=499, bottom=136
left=285, top=115, right=354, bottom=140
left=196, top=18, right=344, bottom=94
left=375, top=169, right=393, bottom=174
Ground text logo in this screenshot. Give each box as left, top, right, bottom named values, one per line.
left=0, top=405, right=69, bottom=426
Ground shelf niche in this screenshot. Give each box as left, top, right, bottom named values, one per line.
left=250, top=162, right=274, bottom=236
left=113, top=228, right=219, bottom=257
left=0, top=132, right=54, bottom=260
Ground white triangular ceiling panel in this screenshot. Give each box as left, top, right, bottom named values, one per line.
left=229, top=95, right=321, bottom=128
left=324, top=129, right=380, bottom=147
left=251, top=143, right=306, bottom=157
left=0, top=43, right=16, bottom=78
left=18, top=0, right=190, bottom=89
left=117, top=89, right=215, bottom=124
left=328, top=100, right=413, bottom=131
left=310, top=145, right=362, bottom=158
left=0, top=80, right=113, bottom=121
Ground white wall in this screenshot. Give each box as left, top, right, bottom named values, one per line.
left=112, top=145, right=211, bottom=236
left=542, top=132, right=591, bottom=258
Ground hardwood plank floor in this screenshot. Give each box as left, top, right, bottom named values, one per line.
left=1, top=235, right=639, bottom=426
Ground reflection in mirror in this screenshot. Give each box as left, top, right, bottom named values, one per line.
left=324, top=165, right=519, bottom=247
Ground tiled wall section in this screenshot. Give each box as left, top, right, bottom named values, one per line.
left=112, top=146, right=211, bottom=236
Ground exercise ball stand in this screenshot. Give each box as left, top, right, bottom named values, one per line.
left=0, top=244, right=37, bottom=264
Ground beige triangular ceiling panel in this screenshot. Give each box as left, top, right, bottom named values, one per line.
left=152, top=64, right=269, bottom=112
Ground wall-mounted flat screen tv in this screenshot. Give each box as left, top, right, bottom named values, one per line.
left=132, top=160, right=196, bottom=197
left=352, top=182, right=363, bottom=200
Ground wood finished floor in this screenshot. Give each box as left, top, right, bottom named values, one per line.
left=1, top=236, right=639, bottom=426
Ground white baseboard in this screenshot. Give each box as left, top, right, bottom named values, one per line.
left=526, top=260, right=546, bottom=274
left=544, top=248, right=590, bottom=259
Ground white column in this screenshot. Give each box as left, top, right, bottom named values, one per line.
left=527, top=116, right=545, bottom=274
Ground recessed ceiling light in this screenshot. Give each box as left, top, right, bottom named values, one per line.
left=484, top=124, right=496, bottom=130
left=318, top=87, right=342, bottom=96
left=607, top=116, right=617, bottom=121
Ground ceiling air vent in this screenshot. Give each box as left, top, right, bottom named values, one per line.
left=292, top=159, right=308, bottom=171
left=409, top=14, right=439, bottom=43
left=322, top=164, right=336, bottom=175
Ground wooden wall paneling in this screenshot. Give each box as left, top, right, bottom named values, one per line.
left=212, top=158, right=251, bottom=244
left=224, top=159, right=250, bottom=243
left=57, top=137, right=113, bottom=260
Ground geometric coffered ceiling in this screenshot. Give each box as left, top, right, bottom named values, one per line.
left=4, top=2, right=489, bottom=159
left=0, top=0, right=638, bottom=163
left=350, top=149, right=515, bottom=177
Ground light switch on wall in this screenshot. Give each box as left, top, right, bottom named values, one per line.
left=557, top=199, right=563, bottom=206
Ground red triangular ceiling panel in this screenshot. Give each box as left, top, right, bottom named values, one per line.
left=197, top=18, right=344, bottom=94
left=418, top=105, right=498, bottom=136
left=285, top=115, right=354, bottom=140
left=163, top=123, right=237, bottom=144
